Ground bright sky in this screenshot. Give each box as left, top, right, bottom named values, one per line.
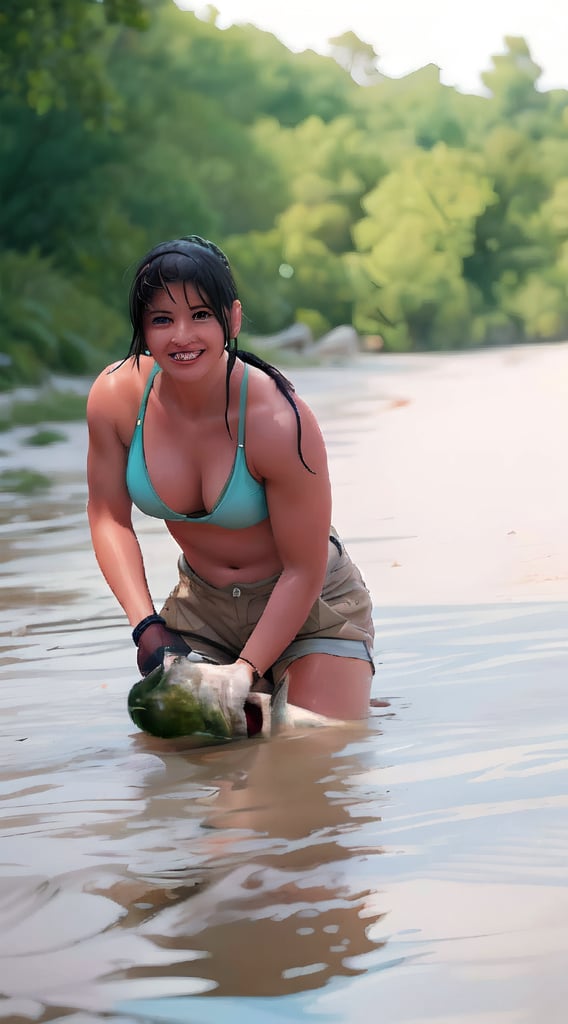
left=179, top=0, right=568, bottom=95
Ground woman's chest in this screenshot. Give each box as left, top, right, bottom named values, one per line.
left=142, top=411, right=239, bottom=516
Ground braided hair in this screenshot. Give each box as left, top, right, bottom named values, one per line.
left=127, top=235, right=313, bottom=472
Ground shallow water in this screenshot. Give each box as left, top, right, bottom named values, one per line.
left=1, top=346, right=567, bottom=1024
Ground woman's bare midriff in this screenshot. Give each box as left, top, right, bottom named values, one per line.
left=167, top=518, right=282, bottom=587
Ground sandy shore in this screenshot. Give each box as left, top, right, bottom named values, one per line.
left=0, top=342, right=567, bottom=1024
left=316, top=341, right=568, bottom=607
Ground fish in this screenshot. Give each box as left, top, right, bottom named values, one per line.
left=127, top=650, right=344, bottom=746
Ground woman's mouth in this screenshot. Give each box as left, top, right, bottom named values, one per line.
left=169, top=350, right=203, bottom=362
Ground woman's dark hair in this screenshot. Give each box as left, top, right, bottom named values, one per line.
left=127, top=235, right=313, bottom=471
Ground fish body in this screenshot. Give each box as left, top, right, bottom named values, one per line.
left=128, top=651, right=343, bottom=745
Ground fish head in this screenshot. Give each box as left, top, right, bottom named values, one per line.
left=128, top=651, right=248, bottom=742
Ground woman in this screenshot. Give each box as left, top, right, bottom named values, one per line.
left=86, top=236, right=374, bottom=730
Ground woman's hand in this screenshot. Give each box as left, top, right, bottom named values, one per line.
left=189, top=660, right=253, bottom=699
left=179, top=660, right=264, bottom=736
left=136, top=621, right=192, bottom=675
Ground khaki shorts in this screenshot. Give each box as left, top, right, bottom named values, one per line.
left=160, top=534, right=375, bottom=687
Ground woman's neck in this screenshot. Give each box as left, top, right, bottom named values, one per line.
left=154, top=352, right=236, bottom=417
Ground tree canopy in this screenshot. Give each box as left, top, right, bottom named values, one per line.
left=2, top=6, right=568, bottom=386
left=0, top=0, right=149, bottom=122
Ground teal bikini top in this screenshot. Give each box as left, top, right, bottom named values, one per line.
left=126, top=363, right=268, bottom=528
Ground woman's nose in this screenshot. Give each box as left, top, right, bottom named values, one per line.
left=171, top=320, right=194, bottom=344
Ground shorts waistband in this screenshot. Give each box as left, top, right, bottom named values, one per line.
left=178, top=555, right=280, bottom=597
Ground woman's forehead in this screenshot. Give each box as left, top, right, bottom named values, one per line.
left=145, top=279, right=210, bottom=309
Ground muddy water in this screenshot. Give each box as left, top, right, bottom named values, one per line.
left=1, top=345, right=567, bottom=1024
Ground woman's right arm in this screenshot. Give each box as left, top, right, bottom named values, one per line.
left=86, top=370, right=155, bottom=627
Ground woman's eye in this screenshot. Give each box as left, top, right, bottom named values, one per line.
left=193, top=309, right=212, bottom=320
left=151, top=315, right=171, bottom=325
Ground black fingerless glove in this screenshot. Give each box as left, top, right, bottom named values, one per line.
left=132, top=614, right=192, bottom=676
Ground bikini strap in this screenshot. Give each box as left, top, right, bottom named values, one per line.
left=237, top=363, right=249, bottom=447
left=136, top=362, right=160, bottom=424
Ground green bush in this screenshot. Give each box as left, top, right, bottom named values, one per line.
left=295, top=308, right=331, bottom=339
left=24, top=429, right=67, bottom=446
left=0, top=391, right=87, bottom=430
left=0, top=249, right=129, bottom=390
left=0, top=468, right=51, bottom=494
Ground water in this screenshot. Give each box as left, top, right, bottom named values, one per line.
left=1, top=346, right=567, bottom=1024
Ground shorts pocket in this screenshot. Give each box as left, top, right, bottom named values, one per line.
left=300, top=595, right=347, bottom=635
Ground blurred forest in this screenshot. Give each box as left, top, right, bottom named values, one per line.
left=2, top=0, right=568, bottom=388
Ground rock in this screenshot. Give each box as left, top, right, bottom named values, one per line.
left=251, top=323, right=313, bottom=352
left=310, top=324, right=360, bottom=359
left=249, top=322, right=362, bottom=362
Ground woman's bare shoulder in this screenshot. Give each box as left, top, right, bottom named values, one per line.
left=246, top=363, right=327, bottom=475
left=88, top=355, right=153, bottom=399
left=247, top=362, right=319, bottom=427
left=87, top=356, right=154, bottom=441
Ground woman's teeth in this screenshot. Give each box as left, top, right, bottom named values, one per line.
left=171, top=351, right=200, bottom=361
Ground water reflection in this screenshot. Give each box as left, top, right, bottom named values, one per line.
left=113, top=727, right=387, bottom=999
left=0, top=719, right=389, bottom=1018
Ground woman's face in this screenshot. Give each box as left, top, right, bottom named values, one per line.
left=142, top=281, right=241, bottom=379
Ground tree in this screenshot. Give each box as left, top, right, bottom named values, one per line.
left=351, top=144, right=497, bottom=348
left=0, top=0, right=149, bottom=122
left=481, top=36, right=544, bottom=118
left=328, top=30, right=382, bottom=85
left=105, top=8, right=290, bottom=235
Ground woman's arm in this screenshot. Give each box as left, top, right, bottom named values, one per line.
left=238, top=394, right=333, bottom=676
left=86, top=370, right=155, bottom=626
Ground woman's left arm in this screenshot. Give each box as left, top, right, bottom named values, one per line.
left=237, top=393, right=333, bottom=676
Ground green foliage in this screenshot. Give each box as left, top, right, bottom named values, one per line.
left=481, top=37, right=544, bottom=118
left=0, top=469, right=51, bottom=494
left=253, top=114, right=384, bottom=210
left=355, top=66, right=478, bottom=155
left=277, top=218, right=353, bottom=328
left=0, top=250, right=128, bottom=389
left=102, top=12, right=292, bottom=241
left=224, top=230, right=294, bottom=333
left=494, top=271, right=568, bottom=339
left=0, top=0, right=149, bottom=124
left=0, top=391, right=87, bottom=431
left=1, top=0, right=568, bottom=377
left=351, top=145, right=498, bottom=347
left=24, top=429, right=67, bottom=446
left=295, top=309, right=331, bottom=339
left=328, top=31, right=381, bottom=84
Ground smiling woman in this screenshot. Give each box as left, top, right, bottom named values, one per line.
left=142, top=279, right=236, bottom=375
left=86, top=236, right=375, bottom=738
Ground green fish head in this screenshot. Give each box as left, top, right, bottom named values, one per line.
left=128, top=654, right=236, bottom=742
